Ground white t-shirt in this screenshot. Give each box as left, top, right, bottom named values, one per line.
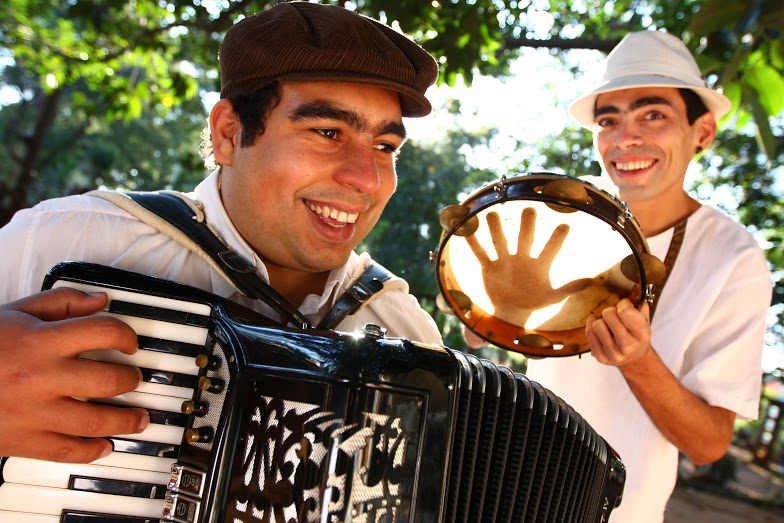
left=0, top=170, right=443, bottom=345
left=526, top=204, right=772, bottom=523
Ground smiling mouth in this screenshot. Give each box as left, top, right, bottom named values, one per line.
left=614, top=159, right=656, bottom=172
left=305, top=200, right=359, bottom=227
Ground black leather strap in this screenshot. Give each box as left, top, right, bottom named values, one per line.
left=126, top=192, right=312, bottom=329
left=317, top=261, right=394, bottom=330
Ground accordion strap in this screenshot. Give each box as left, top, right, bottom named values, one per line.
left=89, top=189, right=393, bottom=330
left=317, top=261, right=393, bottom=330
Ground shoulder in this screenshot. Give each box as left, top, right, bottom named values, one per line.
left=11, top=192, right=156, bottom=229
left=343, top=253, right=442, bottom=345
left=687, top=205, right=769, bottom=270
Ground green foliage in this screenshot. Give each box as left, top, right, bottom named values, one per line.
left=687, top=0, right=784, bottom=160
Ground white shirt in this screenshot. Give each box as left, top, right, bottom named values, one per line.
left=0, top=170, right=443, bottom=345
left=526, top=204, right=772, bottom=523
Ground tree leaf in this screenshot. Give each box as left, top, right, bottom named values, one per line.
left=745, top=62, right=784, bottom=116
left=743, top=84, right=778, bottom=160
left=687, top=0, right=750, bottom=36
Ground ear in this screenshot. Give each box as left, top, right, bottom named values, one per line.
left=209, top=99, right=240, bottom=166
left=694, top=111, right=718, bottom=154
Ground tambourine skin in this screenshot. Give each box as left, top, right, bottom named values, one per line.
left=435, top=173, right=655, bottom=357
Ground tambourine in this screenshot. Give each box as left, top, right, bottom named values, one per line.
left=434, top=173, right=665, bottom=357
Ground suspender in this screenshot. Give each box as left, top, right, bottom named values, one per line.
left=89, top=190, right=393, bottom=330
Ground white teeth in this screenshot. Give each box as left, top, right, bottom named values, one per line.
left=306, top=201, right=359, bottom=225
left=616, top=160, right=654, bottom=171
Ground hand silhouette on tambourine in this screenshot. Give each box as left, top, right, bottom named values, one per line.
left=465, top=207, right=593, bottom=327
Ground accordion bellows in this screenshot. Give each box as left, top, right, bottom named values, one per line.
left=0, top=262, right=624, bottom=522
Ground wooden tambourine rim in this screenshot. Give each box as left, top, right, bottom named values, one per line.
left=435, top=173, right=651, bottom=358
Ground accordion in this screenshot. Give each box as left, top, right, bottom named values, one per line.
left=0, top=262, right=625, bottom=522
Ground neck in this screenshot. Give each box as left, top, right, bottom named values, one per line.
left=627, top=191, right=701, bottom=237
left=266, top=265, right=330, bottom=309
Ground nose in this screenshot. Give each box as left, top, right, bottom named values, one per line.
left=334, top=143, right=382, bottom=194
left=614, top=119, right=643, bottom=150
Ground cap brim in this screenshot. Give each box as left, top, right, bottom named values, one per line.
left=568, top=74, right=732, bottom=129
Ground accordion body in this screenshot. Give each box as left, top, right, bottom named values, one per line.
left=0, top=262, right=625, bottom=522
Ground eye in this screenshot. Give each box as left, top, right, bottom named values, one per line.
left=643, top=110, right=665, bottom=121
left=595, top=116, right=617, bottom=129
left=315, top=128, right=339, bottom=140
left=374, top=142, right=400, bottom=155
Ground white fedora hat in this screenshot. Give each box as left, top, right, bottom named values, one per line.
left=568, top=30, right=732, bottom=129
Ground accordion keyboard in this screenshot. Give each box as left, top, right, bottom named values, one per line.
left=0, top=280, right=212, bottom=523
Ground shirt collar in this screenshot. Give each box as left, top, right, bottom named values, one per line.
left=188, top=169, right=362, bottom=321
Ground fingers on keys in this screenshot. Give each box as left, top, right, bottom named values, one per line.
left=6, top=287, right=108, bottom=321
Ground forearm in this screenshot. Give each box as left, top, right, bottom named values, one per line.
left=619, top=346, right=736, bottom=464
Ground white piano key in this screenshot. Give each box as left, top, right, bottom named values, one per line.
left=116, top=421, right=185, bottom=445
left=0, top=483, right=165, bottom=518
left=0, top=511, right=59, bottom=523
left=52, top=280, right=212, bottom=316
left=2, top=457, right=170, bottom=489
left=94, top=451, right=176, bottom=474
left=135, top=379, right=194, bottom=399
left=104, top=312, right=209, bottom=346
left=80, top=348, right=199, bottom=376
left=99, top=391, right=186, bottom=413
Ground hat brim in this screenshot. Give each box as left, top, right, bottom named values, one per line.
left=567, top=74, right=732, bottom=129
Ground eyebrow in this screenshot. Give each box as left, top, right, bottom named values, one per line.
left=594, top=96, right=674, bottom=119
left=289, top=100, right=407, bottom=139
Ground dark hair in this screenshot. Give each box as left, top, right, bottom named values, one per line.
left=229, top=81, right=283, bottom=148
left=678, top=88, right=709, bottom=125
left=200, top=82, right=282, bottom=168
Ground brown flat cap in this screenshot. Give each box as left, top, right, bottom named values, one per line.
left=219, top=1, right=439, bottom=117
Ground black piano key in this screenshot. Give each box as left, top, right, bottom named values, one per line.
left=89, top=404, right=189, bottom=428
left=148, top=408, right=189, bottom=428
left=109, top=437, right=179, bottom=458
left=140, top=367, right=199, bottom=389
left=109, top=299, right=210, bottom=328
left=69, top=475, right=167, bottom=499
left=137, top=335, right=204, bottom=357
left=62, top=511, right=161, bottom=523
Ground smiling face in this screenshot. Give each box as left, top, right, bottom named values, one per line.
left=211, top=82, right=405, bottom=297
left=592, top=87, right=716, bottom=204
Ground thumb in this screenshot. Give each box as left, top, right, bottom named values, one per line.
left=4, top=288, right=109, bottom=321
left=638, top=300, right=651, bottom=321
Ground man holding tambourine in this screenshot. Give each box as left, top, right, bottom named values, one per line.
left=463, top=31, right=772, bottom=523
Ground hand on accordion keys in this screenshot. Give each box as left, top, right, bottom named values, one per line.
left=0, top=288, right=149, bottom=463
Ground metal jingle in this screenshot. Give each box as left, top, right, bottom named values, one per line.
left=620, top=253, right=667, bottom=285
left=641, top=253, right=667, bottom=285
left=436, top=289, right=472, bottom=314
left=541, top=178, right=592, bottom=214
left=515, top=333, right=554, bottom=350
left=438, top=204, right=480, bottom=236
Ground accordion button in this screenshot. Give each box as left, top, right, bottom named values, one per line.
left=186, top=426, right=214, bottom=443
left=195, top=354, right=221, bottom=371
left=198, top=376, right=225, bottom=393
left=182, top=400, right=209, bottom=416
